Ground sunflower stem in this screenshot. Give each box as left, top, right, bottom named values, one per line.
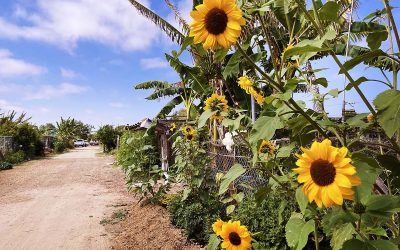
left=235, top=43, right=329, bottom=138
left=314, top=219, right=320, bottom=250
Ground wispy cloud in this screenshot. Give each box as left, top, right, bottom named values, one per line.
left=60, top=67, right=78, bottom=78
left=0, top=99, right=24, bottom=112
left=0, top=49, right=47, bottom=77
left=140, top=57, right=169, bottom=70
left=109, top=102, right=126, bottom=108
left=0, top=82, right=88, bottom=100
left=0, top=0, right=159, bottom=52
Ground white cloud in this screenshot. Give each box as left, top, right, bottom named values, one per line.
left=109, top=102, right=125, bottom=108
left=0, top=0, right=159, bottom=52
left=0, top=49, right=47, bottom=77
left=140, top=57, right=169, bottom=69
left=0, top=82, right=88, bottom=100
left=27, top=83, right=89, bottom=100
left=0, top=99, right=24, bottom=112
left=60, top=67, right=78, bottom=78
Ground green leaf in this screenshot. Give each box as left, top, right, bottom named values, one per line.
left=285, top=213, right=314, bottom=250
left=367, top=31, right=388, bottom=50
left=373, top=89, right=400, bottom=138
left=340, top=50, right=386, bottom=73
left=223, top=51, right=242, bottom=79
left=278, top=200, right=288, bottom=225
left=346, top=113, right=368, bottom=128
left=327, top=88, right=339, bottom=97
left=352, top=153, right=382, bottom=203
left=276, top=143, right=295, bottom=158
left=254, top=186, right=272, bottom=206
left=345, top=77, right=368, bottom=91
left=321, top=207, right=358, bottom=236
left=368, top=240, right=398, bottom=250
left=365, top=195, right=400, bottom=213
left=330, top=223, right=355, bottom=250
left=214, top=48, right=229, bottom=62
left=295, top=187, right=308, bottom=214
left=319, top=1, right=340, bottom=21
left=198, top=109, right=216, bottom=128
left=226, top=204, right=235, bottom=215
left=218, top=164, right=246, bottom=195
left=249, top=116, right=283, bottom=146
left=342, top=239, right=365, bottom=250
left=314, top=77, right=328, bottom=87
left=207, top=234, right=221, bottom=250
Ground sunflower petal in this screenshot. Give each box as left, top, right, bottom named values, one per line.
left=327, top=184, right=343, bottom=206
left=335, top=173, right=352, bottom=188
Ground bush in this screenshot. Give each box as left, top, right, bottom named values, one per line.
left=5, top=150, right=26, bottom=164
left=233, top=190, right=297, bottom=250
left=0, top=162, right=13, bottom=170
left=96, top=125, right=119, bottom=153
left=54, top=141, right=66, bottom=153
left=167, top=192, right=226, bottom=245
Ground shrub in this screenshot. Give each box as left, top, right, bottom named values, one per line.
left=167, top=192, right=226, bottom=245
left=54, top=141, right=66, bottom=153
left=0, top=162, right=13, bottom=170
left=5, top=150, right=26, bottom=164
left=96, top=125, right=119, bottom=153
left=233, top=190, right=297, bottom=250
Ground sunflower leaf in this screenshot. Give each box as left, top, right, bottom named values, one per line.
left=207, top=234, right=221, bottom=250
left=218, top=164, right=246, bottom=195
left=198, top=109, right=216, bottom=128
left=330, top=223, right=355, bottom=250
left=295, top=187, right=308, bottom=214
left=285, top=213, right=315, bottom=250
left=373, top=89, right=400, bottom=138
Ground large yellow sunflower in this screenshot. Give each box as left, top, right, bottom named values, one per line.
left=169, top=122, right=177, bottom=132
left=220, top=220, right=252, bottom=250
left=204, top=93, right=229, bottom=121
left=182, top=125, right=196, bottom=141
left=189, top=0, right=246, bottom=50
left=293, top=139, right=361, bottom=208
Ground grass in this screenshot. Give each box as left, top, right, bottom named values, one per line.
left=100, top=210, right=127, bottom=225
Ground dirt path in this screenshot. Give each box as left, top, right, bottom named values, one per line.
left=0, top=147, right=131, bottom=250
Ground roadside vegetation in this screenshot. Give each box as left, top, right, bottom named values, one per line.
left=114, top=0, right=400, bottom=249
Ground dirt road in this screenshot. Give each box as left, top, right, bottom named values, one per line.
left=0, top=147, right=130, bottom=250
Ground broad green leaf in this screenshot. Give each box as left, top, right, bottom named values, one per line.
left=373, top=89, right=400, bottom=137
left=346, top=113, right=368, bottom=128
left=254, top=186, right=272, bottom=206
left=249, top=116, right=284, bottom=146
left=276, top=143, right=295, bottom=158
left=319, top=1, right=340, bottom=21
left=295, top=187, right=308, bottom=214
left=321, top=206, right=358, bottom=235
left=226, top=204, right=235, bottom=215
left=330, top=223, right=355, bottom=250
left=314, top=77, right=328, bottom=87
left=223, top=51, right=242, bottom=79
left=285, top=213, right=314, bottom=250
left=278, top=200, right=287, bottom=225
left=367, top=31, right=388, bottom=50
left=214, top=48, right=229, bottom=62
left=340, top=50, right=386, bottom=73
left=352, top=153, right=382, bottom=203
left=365, top=195, right=400, bottom=213
left=368, top=240, right=398, bottom=250
left=207, top=234, right=221, bottom=250
left=342, top=239, right=366, bottom=250
left=283, top=45, right=331, bottom=61
left=198, top=109, right=216, bottom=128
left=327, top=88, right=339, bottom=97
left=219, top=164, right=246, bottom=195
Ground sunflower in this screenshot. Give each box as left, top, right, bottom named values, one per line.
left=238, top=76, right=254, bottom=94
left=189, top=0, right=246, bottom=50
left=220, top=220, right=252, bottom=250
left=212, top=219, right=225, bottom=236
left=367, top=113, right=375, bottom=123
left=204, top=93, right=229, bottom=121
left=258, top=140, right=275, bottom=159
left=293, top=139, right=361, bottom=208
left=252, top=90, right=265, bottom=106
left=282, top=44, right=295, bottom=58
left=182, top=125, right=196, bottom=141
left=170, top=122, right=177, bottom=132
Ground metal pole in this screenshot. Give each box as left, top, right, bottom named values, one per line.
left=251, top=95, right=256, bottom=123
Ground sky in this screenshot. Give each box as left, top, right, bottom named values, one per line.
left=0, top=0, right=398, bottom=128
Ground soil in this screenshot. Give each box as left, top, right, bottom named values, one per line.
left=0, top=147, right=201, bottom=250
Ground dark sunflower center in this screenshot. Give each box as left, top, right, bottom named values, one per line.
left=260, top=145, right=270, bottom=154
left=205, top=8, right=228, bottom=35
left=229, top=232, right=241, bottom=246
left=186, top=134, right=193, bottom=140
left=185, top=128, right=191, bottom=133
left=310, top=159, right=336, bottom=186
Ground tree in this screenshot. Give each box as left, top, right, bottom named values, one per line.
left=95, top=125, right=119, bottom=153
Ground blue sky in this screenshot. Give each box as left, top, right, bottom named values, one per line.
left=0, top=0, right=397, bottom=127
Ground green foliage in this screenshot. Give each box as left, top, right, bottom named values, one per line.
left=0, top=162, right=13, bottom=170
left=96, top=125, right=119, bottom=153
left=233, top=190, right=297, bottom=249
left=54, top=141, right=66, bottom=154
left=5, top=150, right=26, bottom=164
left=167, top=192, right=225, bottom=245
